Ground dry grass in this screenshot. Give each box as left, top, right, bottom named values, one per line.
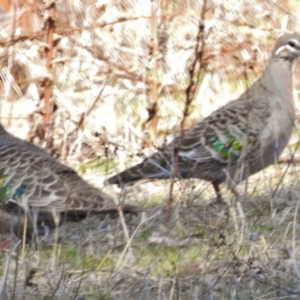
left=1, top=0, right=300, bottom=299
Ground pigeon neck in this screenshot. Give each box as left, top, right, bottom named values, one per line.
left=261, top=57, right=294, bottom=102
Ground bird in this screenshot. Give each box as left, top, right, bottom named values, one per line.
left=0, top=124, right=139, bottom=241
left=106, top=33, right=300, bottom=201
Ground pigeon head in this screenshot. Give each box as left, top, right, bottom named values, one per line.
left=272, top=33, right=300, bottom=61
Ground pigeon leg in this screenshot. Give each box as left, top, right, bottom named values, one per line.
left=212, top=182, right=224, bottom=202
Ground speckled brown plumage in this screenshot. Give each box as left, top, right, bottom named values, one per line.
left=0, top=125, right=139, bottom=240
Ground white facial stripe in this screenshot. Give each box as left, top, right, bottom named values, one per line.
left=275, top=43, right=300, bottom=56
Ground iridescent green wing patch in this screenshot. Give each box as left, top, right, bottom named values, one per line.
left=0, top=169, right=27, bottom=202
left=209, top=131, right=257, bottom=161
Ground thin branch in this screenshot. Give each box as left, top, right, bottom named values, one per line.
left=43, top=1, right=56, bottom=130
left=167, top=0, right=208, bottom=214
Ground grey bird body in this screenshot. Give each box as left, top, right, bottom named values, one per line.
left=0, top=125, right=138, bottom=240
left=106, top=34, right=300, bottom=200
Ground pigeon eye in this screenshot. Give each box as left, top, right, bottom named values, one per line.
left=288, top=40, right=297, bottom=48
